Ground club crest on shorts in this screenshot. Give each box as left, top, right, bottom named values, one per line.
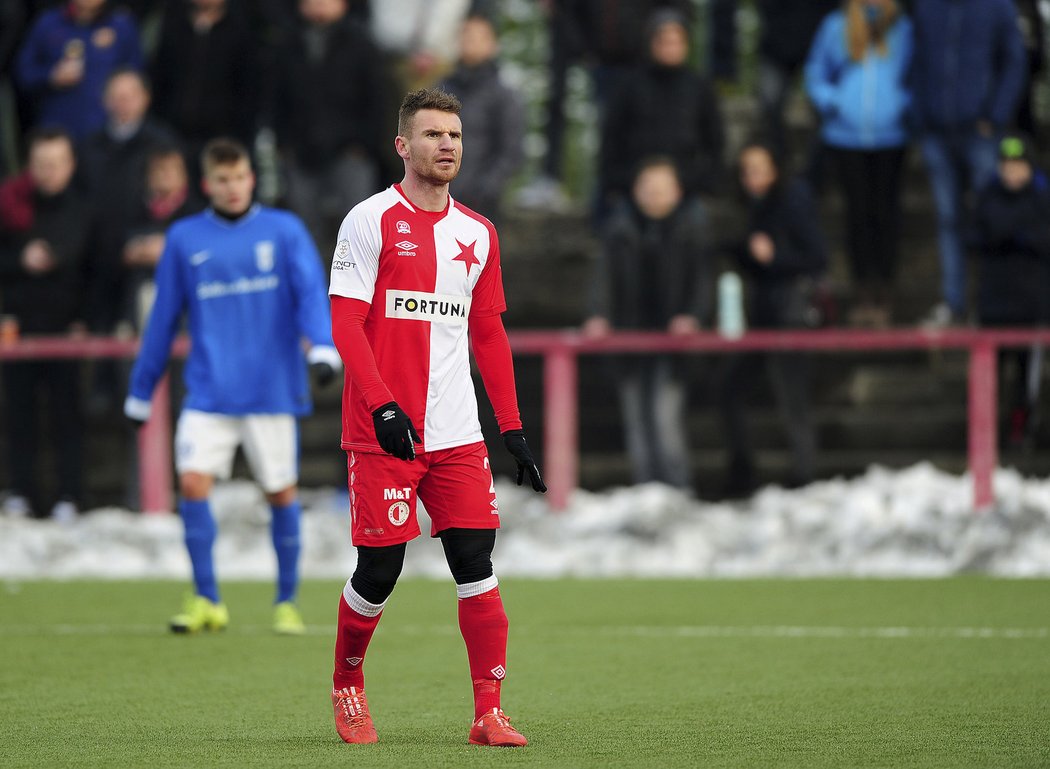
left=388, top=500, right=411, bottom=526
left=255, top=240, right=275, bottom=272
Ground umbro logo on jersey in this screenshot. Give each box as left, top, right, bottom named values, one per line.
left=395, top=240, right=418, bottom=256
left=189, top=250, right=210, bottom=266
left=396, top=220, right=411, bottom=234
left=386, top=290, right=471, bottom=325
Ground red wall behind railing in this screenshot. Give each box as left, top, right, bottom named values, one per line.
left=3, top=328, right=1048, bottom=513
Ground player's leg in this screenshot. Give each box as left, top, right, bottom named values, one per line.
left=170, top=411, right=239, bottom=633
left=422, top=443, right=527, bottom=747
left=242, top=415, right=304, bottom=633
left=332, top=449, right=425, bottom=743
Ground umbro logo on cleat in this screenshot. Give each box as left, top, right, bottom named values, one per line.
left=346, top=657, right=363, bottom=666
left=490, top=665, right=506, bottom=680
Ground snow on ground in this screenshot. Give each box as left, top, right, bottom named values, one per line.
left=2, top=463, right=1050, bottom=580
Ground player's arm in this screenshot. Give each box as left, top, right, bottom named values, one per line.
left=469, top=229, right=545, bottom=492
left=285, top=214, right=342, bottom=385
left=469, top=311, right=545, bottom=493
left=123, top=232, right=187, bottom=424
left=329, top=205, right=419, bottom=460
left=331, top=295, right=420, bottom=460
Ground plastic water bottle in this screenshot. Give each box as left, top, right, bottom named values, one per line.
left=718, top=271, right=745, bottom=339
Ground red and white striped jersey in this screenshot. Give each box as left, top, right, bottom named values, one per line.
left=330, top=184, right=506, bottom=453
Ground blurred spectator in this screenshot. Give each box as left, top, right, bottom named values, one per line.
left=122, top=146, right=203, bottom=331
left=370, top=0, right=471, bottom=91
left=911, top=0, right=1027, bottom=326
left=974, top=134, right=1050, bottom=447
left=806, top=0, right=913, bottom=328
left=78, top=68, right=178, bottom=413
left=716, top=141, right=827, bottom=496
left=599, top=9, right=723, bottom=211
left=14, top=0, right=144, bottom=141
left=1014, top=0, right=1045, bottom=138
left=150, top=0, right=258, bottom=169
left=271, top=0, right=386, bottom=253
left=0, top=127, right=91, bottom=521
left=583, top=157, right=711, bottom=491
left=578, top=0, right=694, bottom=102
left=80, top=68, right=179, bottom=335
left=439, top=13, right=525, bottom=222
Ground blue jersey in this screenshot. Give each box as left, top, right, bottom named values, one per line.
left=129, top=205, right=333, bottom=416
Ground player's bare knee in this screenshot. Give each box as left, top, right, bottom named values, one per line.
left=179, top=472, right=213, bottom=500
left=265, top=485, right=298, bottom=507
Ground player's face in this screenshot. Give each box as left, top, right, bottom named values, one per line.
left=203, top=158, right=255, bottom=214
left=397, top=109, right=463, bottom=186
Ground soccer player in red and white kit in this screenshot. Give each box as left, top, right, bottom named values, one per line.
left=328, top=88, right=546, bottom=747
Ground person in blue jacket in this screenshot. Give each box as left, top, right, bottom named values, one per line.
left=14, top=0, right=143, bottom=141
left=806, top=0, right=913, bottom=327
left=124, top=137, right=342, bottom=636
left=910, top=0, right=1026, bottom=326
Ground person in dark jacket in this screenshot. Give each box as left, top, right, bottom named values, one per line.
left=150, top=0, right=258, bottom=168
left=79, top=68, right=179, bottom=337
left=0, top=128, right=92, bottom=520
left=974, top=134, right=1050, bottom=447
left=272, top=0, right=387, bottom=253
left=440, top=13, right=525, bottom=222
left=600, top=9, right=724, bottom=208
left=717, top=141, right=828, bottom=496
left=583, top=157, right=711, bottom=490
left=14, top=0, right=144, bottom=141
left=910, top=0, right=1027, bottom=326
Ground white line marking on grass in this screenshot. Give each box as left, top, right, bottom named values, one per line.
left=1, top=624, right=1047, bottom=640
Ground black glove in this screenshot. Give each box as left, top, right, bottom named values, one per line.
left=502, top=429, right=547, bottom=492
left=310, top=361, right=337, bottom=388
left=372, top=401, right=422, bottom=460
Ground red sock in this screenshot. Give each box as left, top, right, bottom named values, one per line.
left=333, top=583, right=384, bottom=691
left=458, top=582, right=508, bottom=719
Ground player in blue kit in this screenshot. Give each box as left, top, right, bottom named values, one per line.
left=124, top=138, right=341, bottom=634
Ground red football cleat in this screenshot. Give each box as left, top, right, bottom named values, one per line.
left=468, top=708, right=528, bottom=747
left=332, top=687, right=378, bottom=744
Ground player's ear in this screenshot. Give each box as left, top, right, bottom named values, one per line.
left=200, top=177, right=210, bottom=197
left=394, top=135, right=410, bottom=160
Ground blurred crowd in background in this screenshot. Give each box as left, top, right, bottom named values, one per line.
left=1, top=0, right=1048, bottom=517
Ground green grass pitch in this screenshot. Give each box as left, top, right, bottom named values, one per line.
left=2, top=578, right=1048, bottom=768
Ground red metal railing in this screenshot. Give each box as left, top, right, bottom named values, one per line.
left=1, top=328, right=1045, bottom=513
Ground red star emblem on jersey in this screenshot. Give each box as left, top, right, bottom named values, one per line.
left=452, top=239, right=481, bottom=275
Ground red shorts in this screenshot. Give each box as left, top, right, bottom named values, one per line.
left=346, top=441, right=500, bottom=547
